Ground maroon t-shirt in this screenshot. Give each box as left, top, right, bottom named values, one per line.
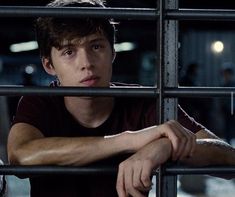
left=12, top=84, right=204, bottom=197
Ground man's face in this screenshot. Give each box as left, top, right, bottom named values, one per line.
left=46, top=32, right=114, bottom=87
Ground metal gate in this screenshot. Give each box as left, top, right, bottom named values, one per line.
left=0, top=1, right=235, bottom=196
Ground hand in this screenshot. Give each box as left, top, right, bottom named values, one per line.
left=126, top=120, right=196, bottom=161
left=155, top=120, right=196, bottom=161
left=116, top=138, right=172, bottom=197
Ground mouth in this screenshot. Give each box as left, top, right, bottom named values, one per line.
left=80, top=75, right=100, bottom=86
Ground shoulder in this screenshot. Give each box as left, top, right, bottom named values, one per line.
left=17, top=80, right=61, bottom=109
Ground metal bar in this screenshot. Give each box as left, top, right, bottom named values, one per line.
left=2, top=86, right=235, bottom=98
left=0, top=6, right=157, bottom=20
left=157, top=0, right=164, bottom=195
left=160, top=0, right=179, bottom=196
left=0, top=165, right=234, bottom=176
left=165, top=87, right=235, bottom=98
left=2, top=7, right=235, bottom=21
left=0, top=86, right=158, bottom=97
left=166, top=9, right=235, bottom=21
left=164, top=166, right=235, bottom=175
left=0, top=165, right=117, bottom=176
left=1, top=7, right=235, bottom=21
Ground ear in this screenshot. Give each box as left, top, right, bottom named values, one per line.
left=42, top=57, right=56, bottom=76
left=112, top=49, right=116, bottom=63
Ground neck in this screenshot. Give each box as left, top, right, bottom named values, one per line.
left=64, top=96, right=114, bottom=128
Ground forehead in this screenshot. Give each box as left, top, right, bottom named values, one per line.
left=59, top=32, right=109, bottom=47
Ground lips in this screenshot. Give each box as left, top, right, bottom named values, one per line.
left=80, top=75, right=100, bottom=86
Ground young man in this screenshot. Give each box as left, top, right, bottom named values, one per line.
left=7, top=0, right=235, bottom=197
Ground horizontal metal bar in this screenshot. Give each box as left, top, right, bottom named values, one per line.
left=165, top=87, right=235, bottom=98
left=0, top=6, right=157, bottom=20
left=1, top=86, right=235, bottom=98
left=0, top=7, right=235, bottom=21
left=166, top=9, right=235, bottom=21
left=0, top=165, right=234, bottom=176
left=0, top=165, right=117, bottom=176
left=0, top=86, right=158, bottom=97
left=164, top=166, right=235, bottom=175
left=1, top=7, right=235, bottom=21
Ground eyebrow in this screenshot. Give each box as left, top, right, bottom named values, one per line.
left=88, top=38, right=108, bottom=45
left=58, top=37, right=107, bottom=50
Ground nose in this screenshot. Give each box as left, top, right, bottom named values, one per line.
left=78, top=49, right=94, bottom=71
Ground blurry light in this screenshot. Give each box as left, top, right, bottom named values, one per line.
left=25, top=65, right=35, bottom=74
left=114, top=42, right=136, bottom=52
left=211, top=41, right=224, bottom=53
left=10, top=41, right=38, bottom=53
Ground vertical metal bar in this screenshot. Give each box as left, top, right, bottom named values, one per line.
left=157, top=0, right=179, bottom=196
left=162, top=0, right=179, bottom=197
left=156, top=0, right=164, bottom=196
left=157, top=0, right=164, bottom=125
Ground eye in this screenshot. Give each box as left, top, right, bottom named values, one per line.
left=93, top=44, right=101, bottom=50
left=64, top=49, right=73, bottom=56
left=62, top=48, right=75, bottom=57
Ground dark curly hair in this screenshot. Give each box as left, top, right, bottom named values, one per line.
left=35, top=0, right=116, bottom=58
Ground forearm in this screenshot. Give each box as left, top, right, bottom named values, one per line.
left=10, top=135, right=131, bottom=166
left=8, top=123, right=172, bottom=167
left=180, top=139, right=235, bottom=166
left=132, top=137, right=172, bottom=168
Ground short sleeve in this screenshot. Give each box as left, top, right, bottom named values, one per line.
left=12, top=96, right=49, bottom=132
left=178, top=105, right=205, bottom=133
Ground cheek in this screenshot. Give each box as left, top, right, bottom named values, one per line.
left=104, top=64, right=112, bottom=83
left=55, top=68, right=76, bottom=85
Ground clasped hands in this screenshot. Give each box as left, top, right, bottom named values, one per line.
left=116, top=120, right=196, bottom=197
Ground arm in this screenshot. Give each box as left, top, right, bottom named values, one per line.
left=180, top=128, right=235, bottom=166
left=116, top=122, right=235, bottom=197
left=8, top=122, right=176, bottom=166
left=115, top=120, right=196, bottom=197
left=116, top=138, right=172, bottom=197
left=8, top=123, right=130, bottom=166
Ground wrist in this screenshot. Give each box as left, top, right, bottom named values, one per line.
left=104, top=131, right=135, bottom=154
left=159, top=138, right=172, bottom=159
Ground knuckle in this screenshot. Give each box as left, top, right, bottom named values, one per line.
left=132, top=180, right=141, bottom=189
left=181, top=136, right=187, bottom=142
left=118, top=162, right=125, bottom=170
left=116, top=182, right=121, bottom=190
left=173, top=136, right=180, bottom=144
left=126, top=186, right=133, bottom=194
left=145, top=158, right=154, bottom=167
left=141, top=174, right=149, bottom=185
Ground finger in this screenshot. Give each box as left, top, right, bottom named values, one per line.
left=124, top=165, right=134, bottom=196
left=140, top=161, right=153, bottom=190
left=116, top=164, right=127, bottom=197
left=125, top=165, right=146, bottom=197
left=176, top=127, right=197, bottom=159
left=179, top=134, right=192, bottom=160
left=190, top=133, right=196, bottom=156
left=159, top=124, right=180, bottom=158
left=173, top=123, right=196, bottom=158
left=133, top=161, right=145, bottom=191
left=181, top=129, right=196, bottom=158
left=164, top=127, right=182, bottom=160
left=170, top=122, right=191, bottom=160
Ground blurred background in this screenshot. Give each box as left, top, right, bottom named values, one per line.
left=0, top=0, right=235, bottom=196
